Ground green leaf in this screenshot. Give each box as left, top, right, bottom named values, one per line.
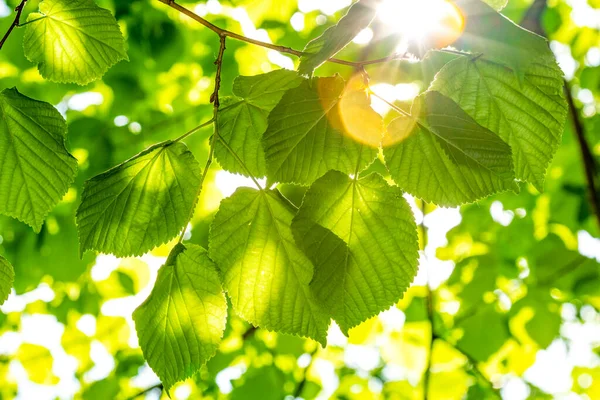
left=454, top=0, right=553, bottom=78
left=510, top=289, right=561, bottom=349
left=456, top=304, right=510, bottom=362
left=383, top=92, right=517, bottom=206
left=292, top=171, right=419, bottom=333
left=133, top=244, right=227, bottom=391
left=209, top=188, right=329, bottom=345
left=263, top=76, right=379, bottom=185
left=77, top=141, right=202, bottom=257
left=0, top=255, right=14, bottom=305
left=481, top=0, right=508, bottom=10
left=215, top=70, right=303, bottom=177
left=23, top=0, right=128, bottom=85
left=298, top=0, right=378, bottom=76
left=0, top=88, right=77, bottom=232
left=430, top=56, right=568, bottom=191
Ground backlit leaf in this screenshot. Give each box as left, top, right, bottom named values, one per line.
left=209, top=188, right=329, bottom=345
left=298, top=0, right=379, bottom=76
left=77, top=141, right=202, bottom=257
left=263, top=76, right=379, bottom=185
left=23, top=0, right=128, bottom=85
left=430, top=56, right=568, bottom=190
left=383, top=91, right=516, bottom=206
left=292, top=171, right=419, bottom=333
left=454, top=0, right=553, bottom=78
left=0, top=88, right=77, bottom=232
left=0, top=256, right=14, bottom=305
left=133, top=244, right=227, bottom=391
left=215, top=70, right=303, bottom=177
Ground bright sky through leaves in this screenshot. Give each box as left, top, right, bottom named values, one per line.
left=0, top=0, right=597, bottom=398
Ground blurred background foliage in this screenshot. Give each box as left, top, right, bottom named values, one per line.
left=0, top=0, right=600, bottom=399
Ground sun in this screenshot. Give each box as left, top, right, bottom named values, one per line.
left=378, top=0, right=465, bottom=49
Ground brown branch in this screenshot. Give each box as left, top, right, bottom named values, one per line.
left=157, top=0, right=404, bottom=68
left=422, top=201, right=435, bottom=400
left=242, top=326, right=257, bottom=340
left=0, top=0, right=28, bottom=51
left=178, top=35, right=227, bottom=243
left=565, top=84, right=600, bottom=230
left=519, top=0, right=600, bottom=231
left=125, top=384, right=163, bottom=400
left=293, top=347, right=319, bottom=398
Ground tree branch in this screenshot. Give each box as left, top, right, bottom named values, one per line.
left=0, top=0, right=28, bottom=51
left=565, top=85, right=600, bottom=230
left=178, top=35, right=227, bottom=243
left=293, top=347, right=319, bottom=398
left=125, top=384, right=163, bottom=400
left=157, top=0, right=404, bottom=68
left=422, top=201, right=435, bottom=400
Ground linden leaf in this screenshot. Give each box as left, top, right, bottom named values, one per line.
left=23, top=0, right=128, bottom=84
left=77, top=141, right=202, bottom=257
left=133, top=244, right=227, bottom=391
left=0, top=88, right=77, bottom=232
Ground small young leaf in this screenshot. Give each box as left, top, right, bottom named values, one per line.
left=298, top=0, right=379, bottom=76
left=292, top=171, right=419, bottom=334
left=133, top=244, right=227, bottom=391
left=454, top=0, right=553, bottom=78
left=263, top=76, right=379, bottom=185
left=482, top=0, right=508, bottom=10
left=430, top=56, right=568, bottom=191
left=0, top=256, right=15, bottom=305
left=23, top=0, right=128, bottom=85
left=215, top=70, right=303, bottom=177
left=77, top=141, right=202, bottom=257
left=209, top=188, right=329, bottom=345
left=383, top=92, right=516, bottom=206
left=0, top=88, right=77, bottom=232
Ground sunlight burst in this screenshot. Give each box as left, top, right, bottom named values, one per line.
left=378, top=0, right=464, bottom=48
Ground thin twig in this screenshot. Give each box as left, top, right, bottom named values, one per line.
left=370, top=90, right=412, bottom=118
left=125, top=383, right=163, bottom=400
left=565, top=84, right=600, bottom=231
left=158, top=0, right=404, bottom=68
left=242, top=326, right=257, bottom=340
left=178, top=35, right=227, bottom=243
left=215, top=134, right=264, bottom=190
left=422, top=201, right=435, bottom=400
left=434, top=336, right=501, bottom=398
left=293, top=347, right=319, bottom=398
left=0, top=0, right=28, bottom=50
left=172, top=118, right=215, bottom=142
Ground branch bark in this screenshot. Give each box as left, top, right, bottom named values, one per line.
left=566, top=84, right=600, bottom=230
left=157, top=0, right=404, bottom=68
left=0, top=0, right=28, bottom=50
left=520, top=0, right=600, bottom=232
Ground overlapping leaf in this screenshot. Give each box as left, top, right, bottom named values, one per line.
left=133, top=244, right=227, bottom=390
left=23, top=0, right=128, bottom=85
left=263, top=76, right=379, bottom=185
left=430, top=56, right=568, bottom=190
left=0, top=88, right=77, bottom=232
left=383, top=92, right=516, bottom=206
left=0, top=256, right=14, bottom=305
left=454, top=0, right=553, bottom=78
left=77, top=141, right=201, bottom=257
left=292, top=171, right=419, bottom=333
left=209, top=188, right=329, bottom=344
left=215, top=70, right=303, bottom=177
left=298, top=0, right=379, bottom=76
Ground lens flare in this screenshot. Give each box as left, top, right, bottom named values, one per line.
left=336, top=75, right=385, bottom=148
